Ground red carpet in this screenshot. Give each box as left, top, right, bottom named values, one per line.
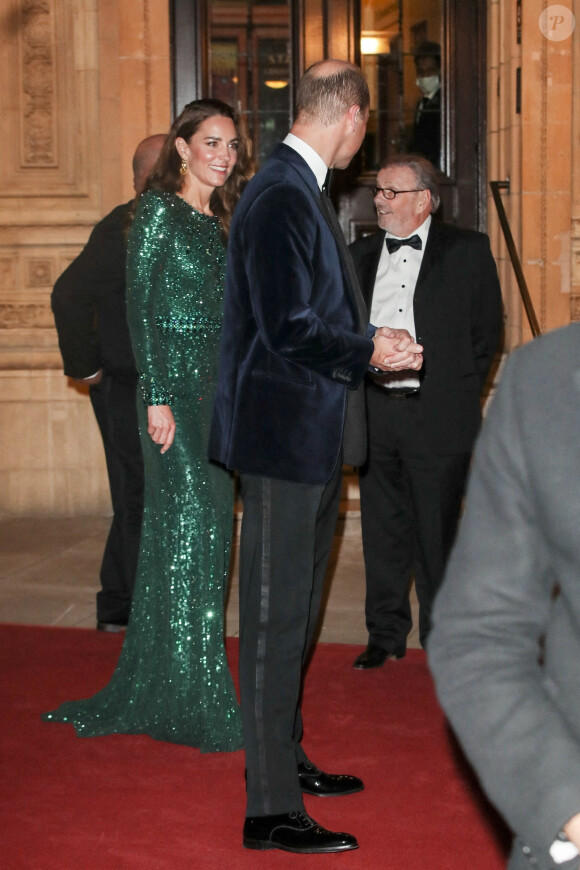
left=1, top=625, right=509, bottom=869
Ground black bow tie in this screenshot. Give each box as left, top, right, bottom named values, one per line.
left=386, top=234, right=422, bottom=254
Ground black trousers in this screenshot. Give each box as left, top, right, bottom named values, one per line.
left=238, top=461, right=343, bottom=817
left=90, top=372, right=144, bottom=623
left=359, top=383, right=470, bottom=649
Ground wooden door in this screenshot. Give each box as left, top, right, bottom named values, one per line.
left=171, top=0, right=487, bottom=232
left=330, top=0, right=488, bottom=237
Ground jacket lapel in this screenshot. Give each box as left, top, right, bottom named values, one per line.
left=414, top=221, right=445, bottom=310
left=360, top=232, right=386, bottom=315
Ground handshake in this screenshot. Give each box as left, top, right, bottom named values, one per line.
left=370, top=326, right=423, bottom=372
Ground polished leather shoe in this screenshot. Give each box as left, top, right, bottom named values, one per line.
left=298, top=761, right=364, bottom=796
left=243, top=811, right=358, bottom=853
left=96, top=620, right=128, bottom=633
left=353, top=644, right=405, bottom=669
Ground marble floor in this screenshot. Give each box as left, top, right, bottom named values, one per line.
left=0, top=505, right=420, bottom=650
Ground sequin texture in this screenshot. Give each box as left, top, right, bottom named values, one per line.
left=43, top=190, right=242, bottom=753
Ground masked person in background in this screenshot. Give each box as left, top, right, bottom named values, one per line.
left=410, top=41, right=441, bottom=169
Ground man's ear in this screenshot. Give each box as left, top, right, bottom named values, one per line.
left=417, top=189, right=431, bottom=213
left=347, top=104, right=361, bottom=131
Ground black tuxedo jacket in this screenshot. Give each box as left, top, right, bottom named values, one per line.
left=349, top=221, right=503, bottom=454
left=51, top=201, right=137, bottom=380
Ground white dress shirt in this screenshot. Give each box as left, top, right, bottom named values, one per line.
left=370, top=215, right=431, bottom=389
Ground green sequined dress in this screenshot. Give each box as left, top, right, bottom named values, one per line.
left=43, top=190, right=243, bottom=752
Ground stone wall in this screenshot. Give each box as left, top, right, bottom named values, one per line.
left=487, top=0, right=579, bottom=350
left=0, top=0, right=170, bottom=516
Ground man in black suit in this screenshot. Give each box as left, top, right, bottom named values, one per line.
left=210, top=61, right=423, bottom=854
left=51, top=134, right=165, bottom=632
left=429, top=324, right=580, bottom=870
left=349, top=154, right=502, bottom=668
left=410, top=41, right=441, bottom=169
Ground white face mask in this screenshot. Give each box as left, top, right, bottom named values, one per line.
left=416, top=75, right=440, bottom=96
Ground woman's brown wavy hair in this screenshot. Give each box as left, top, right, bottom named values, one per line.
left=146, top=98, right=253, bottom=237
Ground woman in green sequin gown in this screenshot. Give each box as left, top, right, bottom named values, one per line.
left=43, top=100, right=252, bottom=753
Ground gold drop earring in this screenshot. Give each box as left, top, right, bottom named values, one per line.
left=179, top=158, right=188, bottom=176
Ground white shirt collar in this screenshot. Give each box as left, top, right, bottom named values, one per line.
left=385, top=214, right=431, bottom=244
left=283, top=133, right=328, bottom=191
left=423, top=84, right=440, bottom=101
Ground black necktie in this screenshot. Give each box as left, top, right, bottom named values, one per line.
left=386, top=234, right=422, bottom=254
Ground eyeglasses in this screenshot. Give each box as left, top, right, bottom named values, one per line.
left=372, top=187, right=424, bottom=200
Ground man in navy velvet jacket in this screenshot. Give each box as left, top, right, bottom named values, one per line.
left=209, top=60, right=423, bottom=855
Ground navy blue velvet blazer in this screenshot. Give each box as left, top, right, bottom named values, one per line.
left=209, top=143, right=374, bottom=485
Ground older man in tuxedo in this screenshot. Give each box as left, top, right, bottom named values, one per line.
left=209, top=61, right=423, bottom=854
left=430, top=323, right=580, bottom=870
left=349, top=154, right=502, bottom=668
left=52, top=134, right=165, bottom=631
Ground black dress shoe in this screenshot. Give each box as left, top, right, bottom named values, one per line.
left=243, top=811, right=358, bottom=853
left=298, top=761, right=364, bottom=796
left=96, top=620, right=128, bottom=633
left=353, top=644, right=405, bottom=669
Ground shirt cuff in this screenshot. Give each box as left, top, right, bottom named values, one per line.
left=550, top=832, right=580, bottom=864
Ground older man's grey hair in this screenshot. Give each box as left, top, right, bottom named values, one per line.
left=380, top=153, right=441, bottom=212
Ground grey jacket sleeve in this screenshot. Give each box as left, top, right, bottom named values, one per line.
left=428, top=342, right=580, bottom=864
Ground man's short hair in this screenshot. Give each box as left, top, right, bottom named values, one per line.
left=295, top=60, right=370, bottom=127
left=380, top=153, right=441, bottom=212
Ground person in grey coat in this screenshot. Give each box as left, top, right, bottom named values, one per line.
left=429, top=322, right=580, bottom=869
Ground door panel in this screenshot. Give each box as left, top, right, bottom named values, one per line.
left=171, top=0, right=486, bottom=231
left=335, top=0, right=487, bottom=237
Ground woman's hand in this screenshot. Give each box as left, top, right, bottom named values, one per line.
left=147, top=405, right=176, bottom=454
